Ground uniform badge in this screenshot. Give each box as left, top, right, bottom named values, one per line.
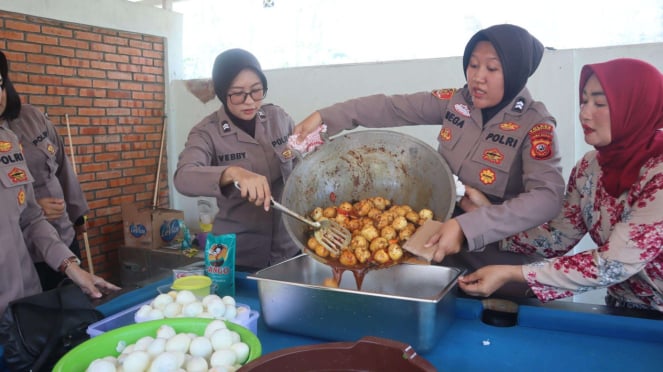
left=0, top=141, right=12, bottom=152
left=499, top=122, right=520, bottom=131
left=431, top=88, right=456, bottom=100
left=454, top=103, right=471, bottom=118
left=482, top=148, right=504, bottom=164
left=512, top=97, right=526, bottom=113
left=479, top=168, right=496, bottom=185
left=47, top=144, right=55, bottom=155
left=281, top=149, right=293, bottom=159
left=528, top=123, right=554, bottom=160
left=17, top=188, right=25, bottom=205
left=9, top=167, right=28, bottom=184
left=258, top=110, right=266, bottom=120
left=222, top=121, right=231, bottom=132
left=439, top=127, right=452, bottom=141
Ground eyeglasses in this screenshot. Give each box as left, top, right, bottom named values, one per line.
left=227, top=88, right=266, bottom=105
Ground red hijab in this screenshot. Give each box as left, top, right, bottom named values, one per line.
left=579, top=58, right=663, bottom=197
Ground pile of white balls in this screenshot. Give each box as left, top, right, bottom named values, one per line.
left=86, top=320, right=250, bottom=372
left=134, top=291, right=248, bottom=323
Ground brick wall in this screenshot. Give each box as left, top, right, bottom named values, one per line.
left=0, top=10, right=168, bottom=282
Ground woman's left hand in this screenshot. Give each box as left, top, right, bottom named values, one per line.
left=423, top=218, right=465, bottom=262
left=65, top=264, right=121, bottom=299
left=459, top=185, right=491, bottom=212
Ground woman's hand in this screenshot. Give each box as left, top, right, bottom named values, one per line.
left=223, top=167, right=272, bottom=211
left=423, top=218, right=465, bottom=262
left=37, top=197, right=66, bottom=220
left=458, top=265, right=525, bottom=297
left=65, top=264, right=121, bottom=299
left=459, top=185, right=491, bottom=212
left=293, top=111, right=323, bottom=143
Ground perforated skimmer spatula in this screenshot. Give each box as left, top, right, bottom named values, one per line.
left=234, top=182, right=350, bottom=255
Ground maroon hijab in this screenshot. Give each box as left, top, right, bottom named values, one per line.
left=579, top=58, right=663, bottom=197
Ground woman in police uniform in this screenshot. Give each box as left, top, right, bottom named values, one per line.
left=293, top=24, right=565, bottom=297
left=0, top=51, right=89, bottom=291
left=174, top=49, right=300, bottom=270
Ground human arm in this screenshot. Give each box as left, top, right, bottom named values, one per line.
left=457, top=265, right=526, bottom=297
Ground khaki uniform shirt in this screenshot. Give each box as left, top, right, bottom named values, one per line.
left=9, top=104, right=89, bottom=248
left=174, top=104, right=299, bottom=269
left=0, top=122, right=73, bottom=314
left=319, top=86, right=565, bottom=252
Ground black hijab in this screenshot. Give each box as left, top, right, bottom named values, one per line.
left=462, top=24, right=544, bottom=124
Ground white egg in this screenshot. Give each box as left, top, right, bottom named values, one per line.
left=209, top=329, right=233, bottom=351
left=207, top=300, right=227, bottom=319
left=134, top=304, right=153, bottom=323
left=210, top=349, right=236, bottom=367
left=148, top=352, right=180, bottom=372
left=147, top=308, right=165, bottom=321
left=184, top=356, right=208, bottom=372
left=189, top=336, right=213, bottom=359
left=204, top=320, right=227, bottom=338
left=163, top=302, right=182, bottom=318
left=182, top=301, right=204, bottom=317
left=156, top=324, right=177, bottom=339
left=116, top=340, right=128, bottom=353
left=230, top=342, right=250, bottom=364
left=86, top=358, right=117, bottom=372
left=202, top=294, right=222, bottom=307
left=133, top=336, right=155, bottom=351
left=146, top=337, right=167, bottom=356
left=121, top=344, right=135, bottom=355
left=152, top=293, right=175, bottom=309
left=198, top=311, right=214, bottom=319
left=176, top=290, right=197, bottom=305
left=223, top=305, right=237, bottom=320
left=122, top=351, right=150, bottom=372
left=221, top=296, right=236, bottom=307
left=165, top=333, right=191, bottom=353
left=229, top=331, right=240, bottom=344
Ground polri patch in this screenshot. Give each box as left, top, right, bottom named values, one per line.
left=47, top=144, right=55, bottom=155
left=482, top=148, right=504, bottom=164
left=479, top=168, right=496, bottom=185
left=499, top=122, right=520, bottom=131
left=222, top=121, right=231, bottom=132
left=18, top=187, right=25, bottom=205
left=8, top=167, right=28, bottom=184
left=432, top=88, right=456, bottom=100
left=454, top=103, right=471, bottom=118
left=439, top=127, right=452, bottom=141
left=512, top=97, right=525, bottom=113
left=0, top=141, right=12, bottom=152
left=282, top=149, right=293, bottom=159
left=528, top=123, right=554, bottom=160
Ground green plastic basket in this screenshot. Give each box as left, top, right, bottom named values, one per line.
left=53, top=317, right=262, bottom=371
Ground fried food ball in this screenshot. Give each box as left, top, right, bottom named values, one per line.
left=339, top=249, right=358, bottom=266
left=367, top=208, right=382, bottom=220
left=388, top=243, right=403, bottom=261
left=360, top=225, right=379, bottom=241
left=350, top=235, right=369, bottom=251
left=399, top=228, right=413, bottom=241
left=369, top=237, right=389, bottom=252
left=354, top=247, right=371, bottom=263
left=390, top=205, right=408, bottom=217
left=405, top=211, right=420, bottom=224
left=323, top=277, right=339, bottom=288
left=376, top=212, right=395, bottom=229
left=335, top=213, right=348, bottom=225
left=314, top=244, right=330, bottom=258
left=380, top=226, right=397, bottom=241
left=346, top=218, right=363, bottom=232
left=311, top=207, right=324, bottom=221
left=361, top=217, right=375, bottom=228
left=392, top=216, right=408, bottom=231
left=373, top=249, right=390, bottom=264
left=354, top=199, right=374, bottom=216
left=371, top=196, right=390, bottom=210
left=323, top=206, right=337, bottom=219
left=419, top=208, right=434, bottom=222
left=338, top=202, right=353, bottom=215
left=307, top=237, right=319, bottom=250
left=405, top=223, right=416, bottom=233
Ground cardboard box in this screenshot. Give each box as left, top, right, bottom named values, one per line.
left=122, top=203, right=185, bottom=249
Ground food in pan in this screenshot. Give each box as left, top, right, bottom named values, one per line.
left=306, top=196, right=434, bottom=268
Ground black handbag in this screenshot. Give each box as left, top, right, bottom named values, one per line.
left=0, top=280, right=104, bottom=372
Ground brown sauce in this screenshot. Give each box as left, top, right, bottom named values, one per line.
left=329, top=265, right=370, bottom=291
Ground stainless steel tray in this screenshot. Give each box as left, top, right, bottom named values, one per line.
left=248, top=254, right=463, bottom=352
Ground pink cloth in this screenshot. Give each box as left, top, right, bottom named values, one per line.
left=287, top=124, right=327, bottom=154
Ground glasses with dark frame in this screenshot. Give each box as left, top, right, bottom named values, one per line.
left=227, top=87, right=266, bottom=105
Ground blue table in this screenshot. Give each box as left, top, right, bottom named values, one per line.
left=91, top=272, right=663, bottom=371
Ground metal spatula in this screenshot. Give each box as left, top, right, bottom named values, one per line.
left=234, top=182, right=350, bottom=255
